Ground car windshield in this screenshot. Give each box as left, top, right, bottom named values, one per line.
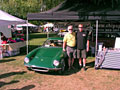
left=43, top=39, right=63, bottom=47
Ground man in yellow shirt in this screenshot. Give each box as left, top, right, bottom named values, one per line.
left=63, top=25, right=76, bottom=70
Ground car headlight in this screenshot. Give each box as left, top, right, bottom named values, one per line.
left=53, top=60, right=59, bottom=66
left=24, top=57, right=29, bottom=63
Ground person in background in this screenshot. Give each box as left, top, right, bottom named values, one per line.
left=63, top=25, right=76, bottom=70
left=1, top=33, right=7, bottom=44
left=1, top=36, right=7, bottom=44
left=50, top=40, right=56, bottom=46
left=76, top=24, right=90, bottom=71
left=46, top=27, right=49, bottom=32
left=43, top=27, right=46, bottom=32
left=1, top=35, right=8, bottom=55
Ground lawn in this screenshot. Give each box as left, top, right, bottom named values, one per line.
left=0, top=33, right=120, bottom=90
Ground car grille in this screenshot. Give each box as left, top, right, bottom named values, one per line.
left=31, top=67, right=49, bottom=72
left=25, top=65, right=61, bottom=72
left=32, top=67, right=48, bottom=70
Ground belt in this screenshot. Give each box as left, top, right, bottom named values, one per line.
left=67, top=46, right=75, bottom=48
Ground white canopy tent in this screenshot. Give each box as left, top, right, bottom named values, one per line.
left=17, top=23, right=37, bottom=27
left=0, top=26, right=11, bottom=38
left=0, top=10, right=25, bottom=25
left=0, top=10, right=26, bottom=38
left=16, top=22, right=37, bottom=54
left=44, top=23, right=54, bottom=27
left=0, top=10, right=27, bottom=58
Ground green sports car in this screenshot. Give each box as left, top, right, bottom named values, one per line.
left=24, top=37, right=66, bottom=74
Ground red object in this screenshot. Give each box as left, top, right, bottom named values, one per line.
left=1, top=41, right=7, bottom=44
left=79, top=24, right=83, bottom=28
left=1, top=41, right=7, bottom=47
left=20, top=38, right=24, bottom=41
left=8, top=25, right=11, bottom=28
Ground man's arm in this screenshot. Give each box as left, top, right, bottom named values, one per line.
left=63, top=42, right=66, bottom=51
left=86, top=32, right=90, bottom=52
left=87, top=40, right=89, bottom=52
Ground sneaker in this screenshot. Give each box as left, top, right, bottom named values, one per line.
left=83, top=66, right=86, bottom=71
left=78, top=65, right=82, bottom=69
left=68, top=67, right=71, bottom=71
left=71, top=66, right=75, bottom=70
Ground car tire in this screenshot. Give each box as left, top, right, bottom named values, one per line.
left=58, top=59, right=65, bottom=75
left=27, top=67, right=32, bottom=71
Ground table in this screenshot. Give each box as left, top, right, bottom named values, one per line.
left=8, top=41, right=26, bottom=51
left=95, top=49, right=120, bottom=69
left=0, top=41, right=26, bottom=59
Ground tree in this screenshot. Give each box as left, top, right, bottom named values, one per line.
left=0, top=0, right=64, bottom=19
left=0, top=0, right=119, bottom=20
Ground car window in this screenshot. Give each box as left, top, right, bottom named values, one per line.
left=43, top=39, right=63, bottom=47
left=43, top=40, right=51, bottom=47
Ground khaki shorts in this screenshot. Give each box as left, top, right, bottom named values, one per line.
left=77, top=49, right=86, bottom=59
left=66, top=46, right=76, bottom=58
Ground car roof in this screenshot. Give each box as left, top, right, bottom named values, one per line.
left=47, top=37, right=63, bottom=40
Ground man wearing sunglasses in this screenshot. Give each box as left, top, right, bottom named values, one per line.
left=63, top=25, right=76, bottom=71
left=76, top=24, right=89, bottom=71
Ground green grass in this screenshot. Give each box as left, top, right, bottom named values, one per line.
left=12, top=73, right=34, bottom=81
left=20, top=32, right=58, bottom=54
left=28, top=32, right=58, bottom=51
left=1, top=33, right=120, bottom=90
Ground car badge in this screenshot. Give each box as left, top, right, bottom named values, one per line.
left=41, top=59, right=43, bottom=61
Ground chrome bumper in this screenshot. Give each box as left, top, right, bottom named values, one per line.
left=25, top=65, right=61, bottom=72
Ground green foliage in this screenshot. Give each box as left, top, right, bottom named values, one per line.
left=0, top=0, right=64, bottom=19
left=80, top=0, right=120, bottom=8
left=0, top=0, right=119, bottom=23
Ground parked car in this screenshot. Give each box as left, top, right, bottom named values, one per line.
left=24, top=37, right=67, bottom=74
left=58, top=29, right=68, bottom=37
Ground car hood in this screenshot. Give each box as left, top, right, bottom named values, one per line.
left=28, top=47, right=63, bottom=68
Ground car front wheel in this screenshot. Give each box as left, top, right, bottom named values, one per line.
left=58, top=59, right=65, bottom=74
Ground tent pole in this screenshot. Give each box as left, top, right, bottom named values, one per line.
left=95, top=20, right=98, bottom=57
left=0, top=32, right=3, bottom=59
left=26, top=20, right=29, bottom=54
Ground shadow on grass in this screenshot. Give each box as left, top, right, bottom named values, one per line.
left=0, top=71, right=26, bottom=79
left=86, top=61, right=95, bottom=68
left=0, top=80, right=19, bottom=88
left=9, top=85, right=35, bottom=90
left=19, top=45, right=40, bottom=56
left=100, top=68, right=120, bottom=71
left=35, top=69, right=80, bottom=76
left=28, top=33, right=58, bottom=40
left=29, top=33, right=47, bottom=39
left=35, top=59, right=81, bottom=76
left=0, top=59, right=16, bottom=63
left=28, top=45, right=40, bottom=52
left=19, top=33, right=59, bottom=55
